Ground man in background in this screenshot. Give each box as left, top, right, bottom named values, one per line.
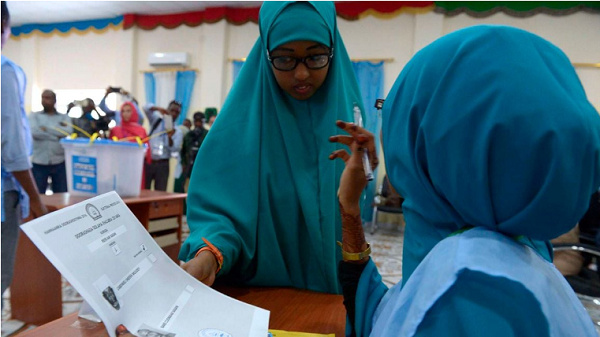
left=1, top=0, right=48, bottom=301
left=181, top=112, right=208, bottom=192
left=173, top=118, right=192, bottom=193
left=143, top=101, right=183, bottom=191
left=98, top=86, right=144, bottom=126
left=28, top=89, right=73, bottom=193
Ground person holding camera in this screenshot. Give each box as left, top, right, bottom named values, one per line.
left=99, top=86, right=144, bottom=126
left=67, top=98, right=110, bottom=138
left=141, top=101, right=183, bottom=191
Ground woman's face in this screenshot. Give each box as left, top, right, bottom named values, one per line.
left=121, top=105, right=133, bottom=122
left=270, top=40, right=331, bottom=100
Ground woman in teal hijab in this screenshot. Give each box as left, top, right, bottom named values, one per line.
left=179, top=1, right=363, bottom=294
left=331, top=26, right=600, bottom=336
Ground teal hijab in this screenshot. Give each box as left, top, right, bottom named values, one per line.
left=180, top=1, right=363, bottom=293
left=382, top=25, right=600, bottom=285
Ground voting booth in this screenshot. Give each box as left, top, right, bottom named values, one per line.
left=61, top=138, right=146, bottom=197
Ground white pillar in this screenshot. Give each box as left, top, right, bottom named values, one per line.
left=17, top=35, right=38, bottom=113
left=114, top=27, right=137, bottom=94
left=198, top=20, right=228, bottom=111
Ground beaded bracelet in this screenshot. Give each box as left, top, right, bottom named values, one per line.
left=195, top=237, right=223, bottom=274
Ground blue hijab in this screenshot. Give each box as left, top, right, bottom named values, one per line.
left=382, top=25, right=600, bottom=285
left=180, top=1, right=363, bottom=293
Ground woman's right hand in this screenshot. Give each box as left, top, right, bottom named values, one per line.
left=181, top=251, right=218, bottom=286
left=116, top=324, right=136, bottom=336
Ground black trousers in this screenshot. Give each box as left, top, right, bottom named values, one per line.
left=145, top=160, right=170, bottom=191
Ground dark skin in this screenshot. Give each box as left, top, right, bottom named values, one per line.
left=41, top=90, right=57, bottom=114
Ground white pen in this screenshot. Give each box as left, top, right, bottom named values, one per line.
left=353, top=103, right=374, bottom=181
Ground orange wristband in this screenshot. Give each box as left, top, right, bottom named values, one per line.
left=195, top=237, right=223, bottom=274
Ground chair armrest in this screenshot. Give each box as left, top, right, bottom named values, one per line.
left=553, top=243, right=600, bottom=258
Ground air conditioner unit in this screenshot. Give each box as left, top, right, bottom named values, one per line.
left=148, top=52, right=190, bottom=67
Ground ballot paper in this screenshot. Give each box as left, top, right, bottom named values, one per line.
left=21, top=191, right=269, bottom=337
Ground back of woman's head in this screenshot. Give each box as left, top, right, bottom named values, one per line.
left=383, top=25, right=600, bottom=243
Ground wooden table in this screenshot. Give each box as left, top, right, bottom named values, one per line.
left=10, top=190, right=187, bottom=326
left=15, top=286, right=346, bottom=337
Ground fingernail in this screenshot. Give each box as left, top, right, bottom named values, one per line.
left=116, top=325, right=129, bottom=334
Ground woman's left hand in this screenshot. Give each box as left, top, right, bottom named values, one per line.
left=329, top=120, right=378, bottom=212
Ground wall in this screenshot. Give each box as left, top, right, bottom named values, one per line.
left=442, top=11, right=600, bottom=108
left=4, top=10, right=598, bottom=118
left=3, top=9, right=598, bottom=192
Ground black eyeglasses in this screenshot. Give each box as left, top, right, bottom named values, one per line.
left=267, top=49, right=334, bottom=71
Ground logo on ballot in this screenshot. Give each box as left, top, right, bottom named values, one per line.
left=86, top=203, right=102, bottom=220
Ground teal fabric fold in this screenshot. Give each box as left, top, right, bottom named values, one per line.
left=353, top=259, right=388, bottom=337
left=369, top=228, right=597, bottom=336
left=347, top=24, right=600, bottom=337
left=180, top=1, right=364, bottom=294
left=381, top=25, right=600, bottom=285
